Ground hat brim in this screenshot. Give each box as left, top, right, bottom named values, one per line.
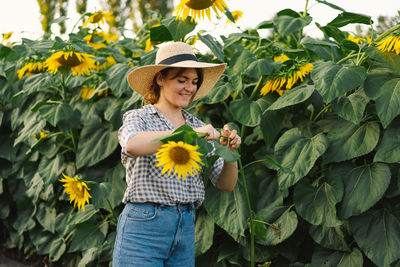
left=127, top=60, right=226, bottom=101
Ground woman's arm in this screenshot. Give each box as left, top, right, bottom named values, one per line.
left=126, top=131, right=172, bottom=156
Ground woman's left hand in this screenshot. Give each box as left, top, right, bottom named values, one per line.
left=219, top=124, right=241, bottom=152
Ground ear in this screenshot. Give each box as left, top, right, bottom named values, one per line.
left=155, top=72, right=164, bottom=87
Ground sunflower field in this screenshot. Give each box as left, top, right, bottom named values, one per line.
left=1, top=0, right=400, bottom=266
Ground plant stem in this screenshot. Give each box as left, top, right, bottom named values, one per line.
left=375, top=24, right=400, bottom=42
left=336, top=51, right=357, bottom=64
left=238, top=157, right=255, bottom=267
left=303, top=0, right=309, bottom=17
left=249, top=76, right=264, bottom=101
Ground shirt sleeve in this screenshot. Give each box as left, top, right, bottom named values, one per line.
left=118, top=109, right=146, bottom=156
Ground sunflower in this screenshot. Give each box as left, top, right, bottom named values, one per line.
left=273, top=54, right=289, bottom=63
left=95, top=56, right=117, bottom=71
left=1, top=32, right=13, bottom=44
left=17, top=61, right=46, bottom=79
left=155, top=141, right=203, bottom=179
left=226, top=10, right=243, bottom=24
left=83, top=31, right=118, bottom=50
left=80, top=85, right=96, bottom=100
left=44, top=50, right=97, bottom=76
left=173, top=0, right=229, bottom=22
left=59, top=173, right=91, bottom=212
left=347, top=34, right=370, bottom=44
left=260, top=62, right=313, bottom=96
left=83, top=10, right=113, bottom=28
left=145, top=38, right=153, bottom=53
left=376, top=34, right=400, bottom=55
left=34, top=130, right=48, bottom=141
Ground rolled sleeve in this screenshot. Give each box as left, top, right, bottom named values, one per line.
left=118, top=110, right=146, bottom=155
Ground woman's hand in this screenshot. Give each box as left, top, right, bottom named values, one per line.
left=194, top=124, right=220, bottom=141
left=219, top=125, right=241, bottom=152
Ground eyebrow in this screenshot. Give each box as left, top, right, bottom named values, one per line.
left=179, top=75, right=198, bottom=80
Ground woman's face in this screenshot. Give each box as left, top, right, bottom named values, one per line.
left=156, top=68, right=199, bottom=109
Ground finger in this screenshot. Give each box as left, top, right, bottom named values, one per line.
left=229, top=129, right=237, bottom=139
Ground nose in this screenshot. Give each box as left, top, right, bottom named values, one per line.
left=184, top=81, right=197, bottom=92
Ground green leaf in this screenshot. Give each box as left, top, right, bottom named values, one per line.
left=268, top=84, right=315, bottom=111
left=323, top=120, right=380, bottom=163
left=273, top=15, right=312, bottom=36
left=294, top=175, right=343, bottom=227
left=26, top=173, right=44, bottom=202
left=68, top=221, right=107, bottom=253
left=195, top=208, right=215, bottom=257
left=162, top=16, right=197, bottom=41
left=89, top=182, right=112, bottom=210
left=203, top=179, right=249, bottom=239
left=338, top=163, right=391, bottom=219
left=274, top=129, right=328, bottom=190
left=311, top=61, right=367, bottom=103
left=229, top=97, right=270, bottom=127
left=49, top=237, right=66, bottom=262
left=375, top=78, right=400, bottom=128
left=260, top=110, right=283, bottom=149
left=350, top=207, right=400, bottom=266
left=327, top=12, right=372, bottom=27
left=309, top=225, right=351, bottom=252
left=257, top=209, right=298, bottom=246
left=38, top=103, right=79, bottom=128
left=149, top=24, right=173, bottom=42
left=202, top=81, right=234, bottom=104
left=245, top=59, right=274, bottom=79
left=315, top=0, right=346, bottom=12
left=363, top=69, right=391, bottom=100
left=229, top=49, right=256, bottom=78
left=14, top=113, right=46, bottom=146
left=197, top=34, right=224, bottom=62
left=374, top=119, right=400, bottom=163
left=311, top=246, right=363, bottom=267
left=331, top=88, right=369, bottom=124
left=13, top=197, right=36, bottom=234
left=106, top=64, right=132, bottom=97
left=76, top=121, right=119, bottom=169
left=214, top=142, right=240, bottom=163
left=36, top=203, right=56, bottom=233
left=109, top=164, right=127, bottom=209
left=18, top=73, right=58, bottom=96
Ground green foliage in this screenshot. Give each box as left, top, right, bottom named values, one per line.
left=1, top=2, right=400, bottom=267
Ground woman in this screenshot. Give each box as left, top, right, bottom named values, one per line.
left=113, top=41, right=241, bottom=266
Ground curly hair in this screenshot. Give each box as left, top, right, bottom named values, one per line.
left=144, top=68, right=203, bottom=105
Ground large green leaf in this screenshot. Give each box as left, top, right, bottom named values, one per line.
left=311, top=246, right=363, bottom=267
left=49, top=237, right=66, bottom=262
left=203, top=179, right=248, bottom=239
left=311, top=61, right=367, bottom=103
left=363, top=69, right=391, bottom=100
left=229, top=98, right=261, bottom=127
left=273, top=15, right=312, bottom=36
left=257, top=209, right=298, bottom=246
left=375, top=78, right=400, bottom=128
left=38, top=103, right=80, bottom=128
left=68, top=221, right=107, bottom=253
left=245, top=59, right=274, bottom=79
left=331, top=89, right=369, bottom=124
left=161, top=16, right=197, bottom=41
left=350, top=207, right=400, bottom=266
left=197, top=34, right=224, bottom=62
left=338, top=163, right=391, bottom=219
left=374, top=119, right=400, bottom=163
left=36, top=203, right=56, bottom=233
left=323, top=120, right=380, bottom=163
left=76, top=121, right=118, bottom=169
left=229, top=49, right=256, bottom=78
left=106, top=64, right=132, bottom=97
left=268, top=84, right=315, bottom=111
left=38, top=154, right=65, bottom=186
left=14, top=113, right=46, bottom=146
left=327, top=12, right=372, bottom=27
left=149, top=24, right=173, bottom=42
left=89, top=182, right=112, bottom=210
left=19, top=73, right=58, bottom=96
left=309, top=225, right=350, bottom=252
left=195, top=208, right=215, bottom=257
left=274, top=129, right=328, bottom=190
left=202, top=82, right=234, bottom=104
left=294, top=175, right=343, bottom=227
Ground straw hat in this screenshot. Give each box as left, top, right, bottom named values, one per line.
left=127, top=42, right=226, bottom=101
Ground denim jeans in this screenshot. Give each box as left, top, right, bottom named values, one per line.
left=112, top=202, right=195, bottom=266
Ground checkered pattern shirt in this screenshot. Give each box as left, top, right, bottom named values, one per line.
left=118, top=104, right=224, bottom=207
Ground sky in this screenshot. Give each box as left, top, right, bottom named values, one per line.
left=0, top=0, right=399, bottom=44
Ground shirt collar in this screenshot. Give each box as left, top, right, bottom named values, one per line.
left=144, top=104, right=195, bottom=124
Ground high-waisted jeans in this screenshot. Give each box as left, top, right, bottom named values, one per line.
left=112, top=202, right=195, bottom=267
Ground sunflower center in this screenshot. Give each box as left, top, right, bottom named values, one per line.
left=169, top=147, right=190, bottom=164
left=56, top=52, right=82, bottom=67
left=185, top=0, right=215, bottom=10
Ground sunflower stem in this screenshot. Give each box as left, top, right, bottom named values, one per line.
left=335, top=51, right=357, bottom=64
left=375, top=24, right=400, bottom=42
left=238, top=156, right=255, bottom=267
left=249, top=76, right=264, bottom=100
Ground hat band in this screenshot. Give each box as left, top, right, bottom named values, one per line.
left=157, top=54, right=198, bottom=65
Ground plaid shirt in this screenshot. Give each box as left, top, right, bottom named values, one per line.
left=118, top=104, right=224, bottom=207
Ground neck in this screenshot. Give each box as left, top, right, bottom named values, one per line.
left=153, top=102, right=185, bottom=122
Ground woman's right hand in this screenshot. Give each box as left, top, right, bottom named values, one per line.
left=195, top=124, right=220, bottom=141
